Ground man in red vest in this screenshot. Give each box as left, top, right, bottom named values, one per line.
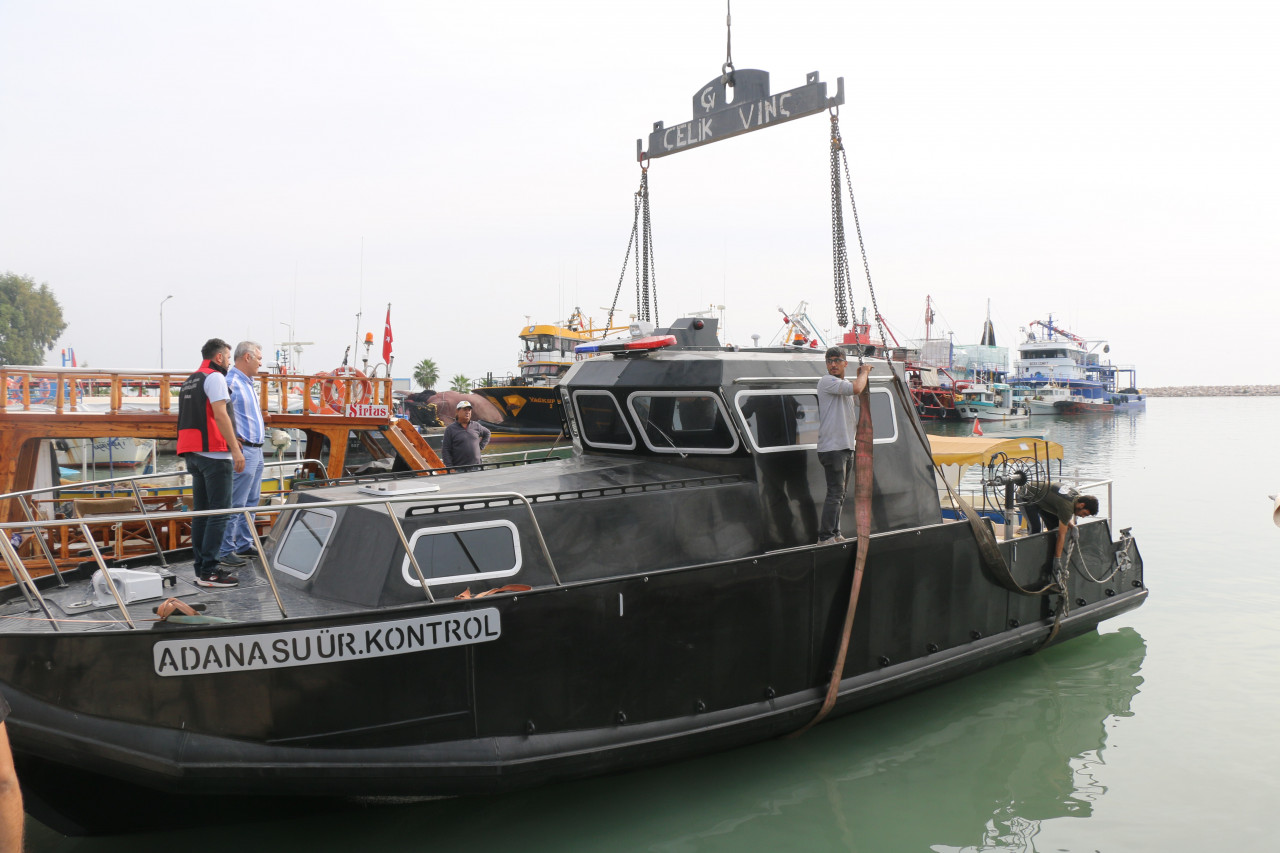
left=177, top=338, right=246, bottom=587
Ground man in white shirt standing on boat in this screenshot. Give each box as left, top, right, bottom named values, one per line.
left=219, top=341, right=267, bottom=567
left=816, top=346, right=872, bottom=545
left=177, top=338, right=246, bottom=588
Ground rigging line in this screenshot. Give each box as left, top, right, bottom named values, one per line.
left=721, top=0, right=735, bottom=82
left=641, top=169, right=659, bottom=325
left=607, top=182, right=641, bottom=331
left=833, top=118, right=889, bottom=353
left=829, top=116, right=856, bottom=354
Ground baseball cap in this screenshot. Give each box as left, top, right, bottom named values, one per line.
left=455, top=400, right=472, bottom=409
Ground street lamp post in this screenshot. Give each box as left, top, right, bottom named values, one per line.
left=159, top=295, right=174, bottom=369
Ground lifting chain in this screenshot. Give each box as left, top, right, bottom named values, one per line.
left=721, top=0, right=735, bottom=85
left=608, top=163, right=659, bottom=330
left=829, top=112, right=888, bottom=361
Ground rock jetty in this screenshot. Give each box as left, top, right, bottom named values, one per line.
left=1143, top=386, right=1280, bottom=397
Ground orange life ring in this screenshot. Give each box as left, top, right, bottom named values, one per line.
left=321, top=367, right=372, bottom=411
left=304, top=372, right=338, bottom=415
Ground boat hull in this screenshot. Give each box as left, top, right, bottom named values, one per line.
left=1, top=519, right=1144, bottom=834
left=470, top=384, right=566, bottom=437
left=1054, top=400, right=1115, bottom=414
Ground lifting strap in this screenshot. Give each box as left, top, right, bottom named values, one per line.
left=791, top=383, right=873, bottom=737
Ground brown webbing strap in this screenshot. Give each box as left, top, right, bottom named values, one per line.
left=791, top=385, right=873, bottom=738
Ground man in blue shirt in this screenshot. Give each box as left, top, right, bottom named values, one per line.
left=220, top=341, right=266, bottom=565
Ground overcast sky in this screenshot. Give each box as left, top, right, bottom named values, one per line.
left=2, top=0, right=1276, bottom=387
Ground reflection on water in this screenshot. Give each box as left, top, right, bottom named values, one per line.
left=26, top=629, right=1145, bottom=853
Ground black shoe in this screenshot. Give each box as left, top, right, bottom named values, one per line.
left=234, top=548, right=258, bottom=558
left=196, top=570, right=239, bottom=589
left=218, top=553, right=246, bottom=567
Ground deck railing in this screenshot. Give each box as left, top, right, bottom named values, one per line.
left=1, top=366, right=394, bottom=417
left=1, top=459, right=326, bottom=584
left=0, top=487, right=561, bottom=631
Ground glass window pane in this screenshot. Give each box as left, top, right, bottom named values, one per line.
left=574, top=392, right=634, bottom=448
left=738, top=393, right=820, bottom=449
left=276, top=509, right=337, bottom=578
left=402, top=521, right=522, bottom=586
left=628, top=393, right=738, bottom=452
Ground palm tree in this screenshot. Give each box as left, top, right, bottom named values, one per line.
left=449, top=374, right=471, bottom=393
left=413, top=358, right=439, bottom=390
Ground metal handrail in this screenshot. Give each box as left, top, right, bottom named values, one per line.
left=3, top=458, right=327, bottom=579
left=0, top=457, right=325, bottom=504
left=0, top=487, right=562, bottom=630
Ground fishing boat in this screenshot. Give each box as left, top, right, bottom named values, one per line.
left=1014, top=381, right=1072, bottom=415
left=954, top=382, right=1032, bottom=422
left=1054, top=398, right=1115, bottom=414
left=470, top=310, right=629, bottom=438
left=1012, top=317, right=1141, bottom=411
left=1109, top=388, right=1147, bottom=410
left=55, top=436, right=157, bottom=469
left=0, top=318, right=1146, bottom=835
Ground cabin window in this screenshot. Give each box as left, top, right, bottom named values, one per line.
left=734, top=391, right=820, bottom=452
left=401, top=520, right=522, bottom=587
left=572, top=391, right=636, bottom=449
left=627, top=391, right=740, bottom=454
left=274, top=508, right=338, bottom=579
left=733, top=387, right=898, bottom=449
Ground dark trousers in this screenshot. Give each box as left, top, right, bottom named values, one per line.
left=186, top=453, right=232, bottom=576
left=817, top=449, right=854, bottom=540
left=1024, top=506, right=1062, bottom=535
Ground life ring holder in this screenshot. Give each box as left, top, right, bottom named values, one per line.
left=320, top=367, right=372, bottom=411
left=304, top=372, right=338, bottom=415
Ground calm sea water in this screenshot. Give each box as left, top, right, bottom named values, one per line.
left=25, top=398, right=1280, bottom=852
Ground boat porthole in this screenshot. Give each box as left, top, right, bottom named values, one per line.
left=696, top=699, right=706, bottom=712
left=616, top=711, right=628, bottom=724
left=970, top=630, right=982, bottom=640
left=1076, top=598, right=1087, bottom=607
left=526, top=720, right=536, bottom=734
left=764, top=686, right=776, bottom=699
left=1008, top=619, right=1020, bottom=628
left=878, top=656, right=891, bottom=666
left=1132, top=580, right=1143, bottom=588
left=926, top=643, right=939, bottom=654
left=1105, top=588, right=1115, bottom=596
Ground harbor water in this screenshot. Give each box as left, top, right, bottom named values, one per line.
left=24, top=397, right=1280, bottom=852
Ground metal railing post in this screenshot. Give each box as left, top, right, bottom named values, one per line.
left=129, top=480, right=168, bottom=567
left=243, top=509, right=287, bottom=618
left=386, top=502, right=435, bottom=602
left=17, top=494, right=66, bottom=586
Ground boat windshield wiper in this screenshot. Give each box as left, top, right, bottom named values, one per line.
left=643, top=420, right=688, bottom=458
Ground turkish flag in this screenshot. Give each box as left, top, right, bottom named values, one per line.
left=382, top=305, right=393, bottom=363
left=971, top=418, right=983, bottom=436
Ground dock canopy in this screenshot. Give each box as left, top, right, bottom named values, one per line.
left=928, top=435, right=1063, bottom=468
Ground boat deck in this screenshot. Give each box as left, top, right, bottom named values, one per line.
left=0, top=555, right=361, bottom=634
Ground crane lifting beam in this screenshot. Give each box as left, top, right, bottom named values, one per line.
left=638, top=69, right=844, bottom=161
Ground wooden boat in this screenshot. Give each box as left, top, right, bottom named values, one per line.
left=0, top=365, right=443, bottom=585
left=0, top=319, right=1146, bottom=835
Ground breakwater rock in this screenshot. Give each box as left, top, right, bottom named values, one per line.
left=1144, top=386, right=1280, bottom=397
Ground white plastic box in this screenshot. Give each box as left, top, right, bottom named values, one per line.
left=91, top=568, right=164, bottom=607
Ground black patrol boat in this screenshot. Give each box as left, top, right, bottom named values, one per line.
left=0, top=317, right=1146, bottom=835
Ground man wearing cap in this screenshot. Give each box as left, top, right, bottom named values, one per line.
left=441, top=399, right=491, bottom=471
